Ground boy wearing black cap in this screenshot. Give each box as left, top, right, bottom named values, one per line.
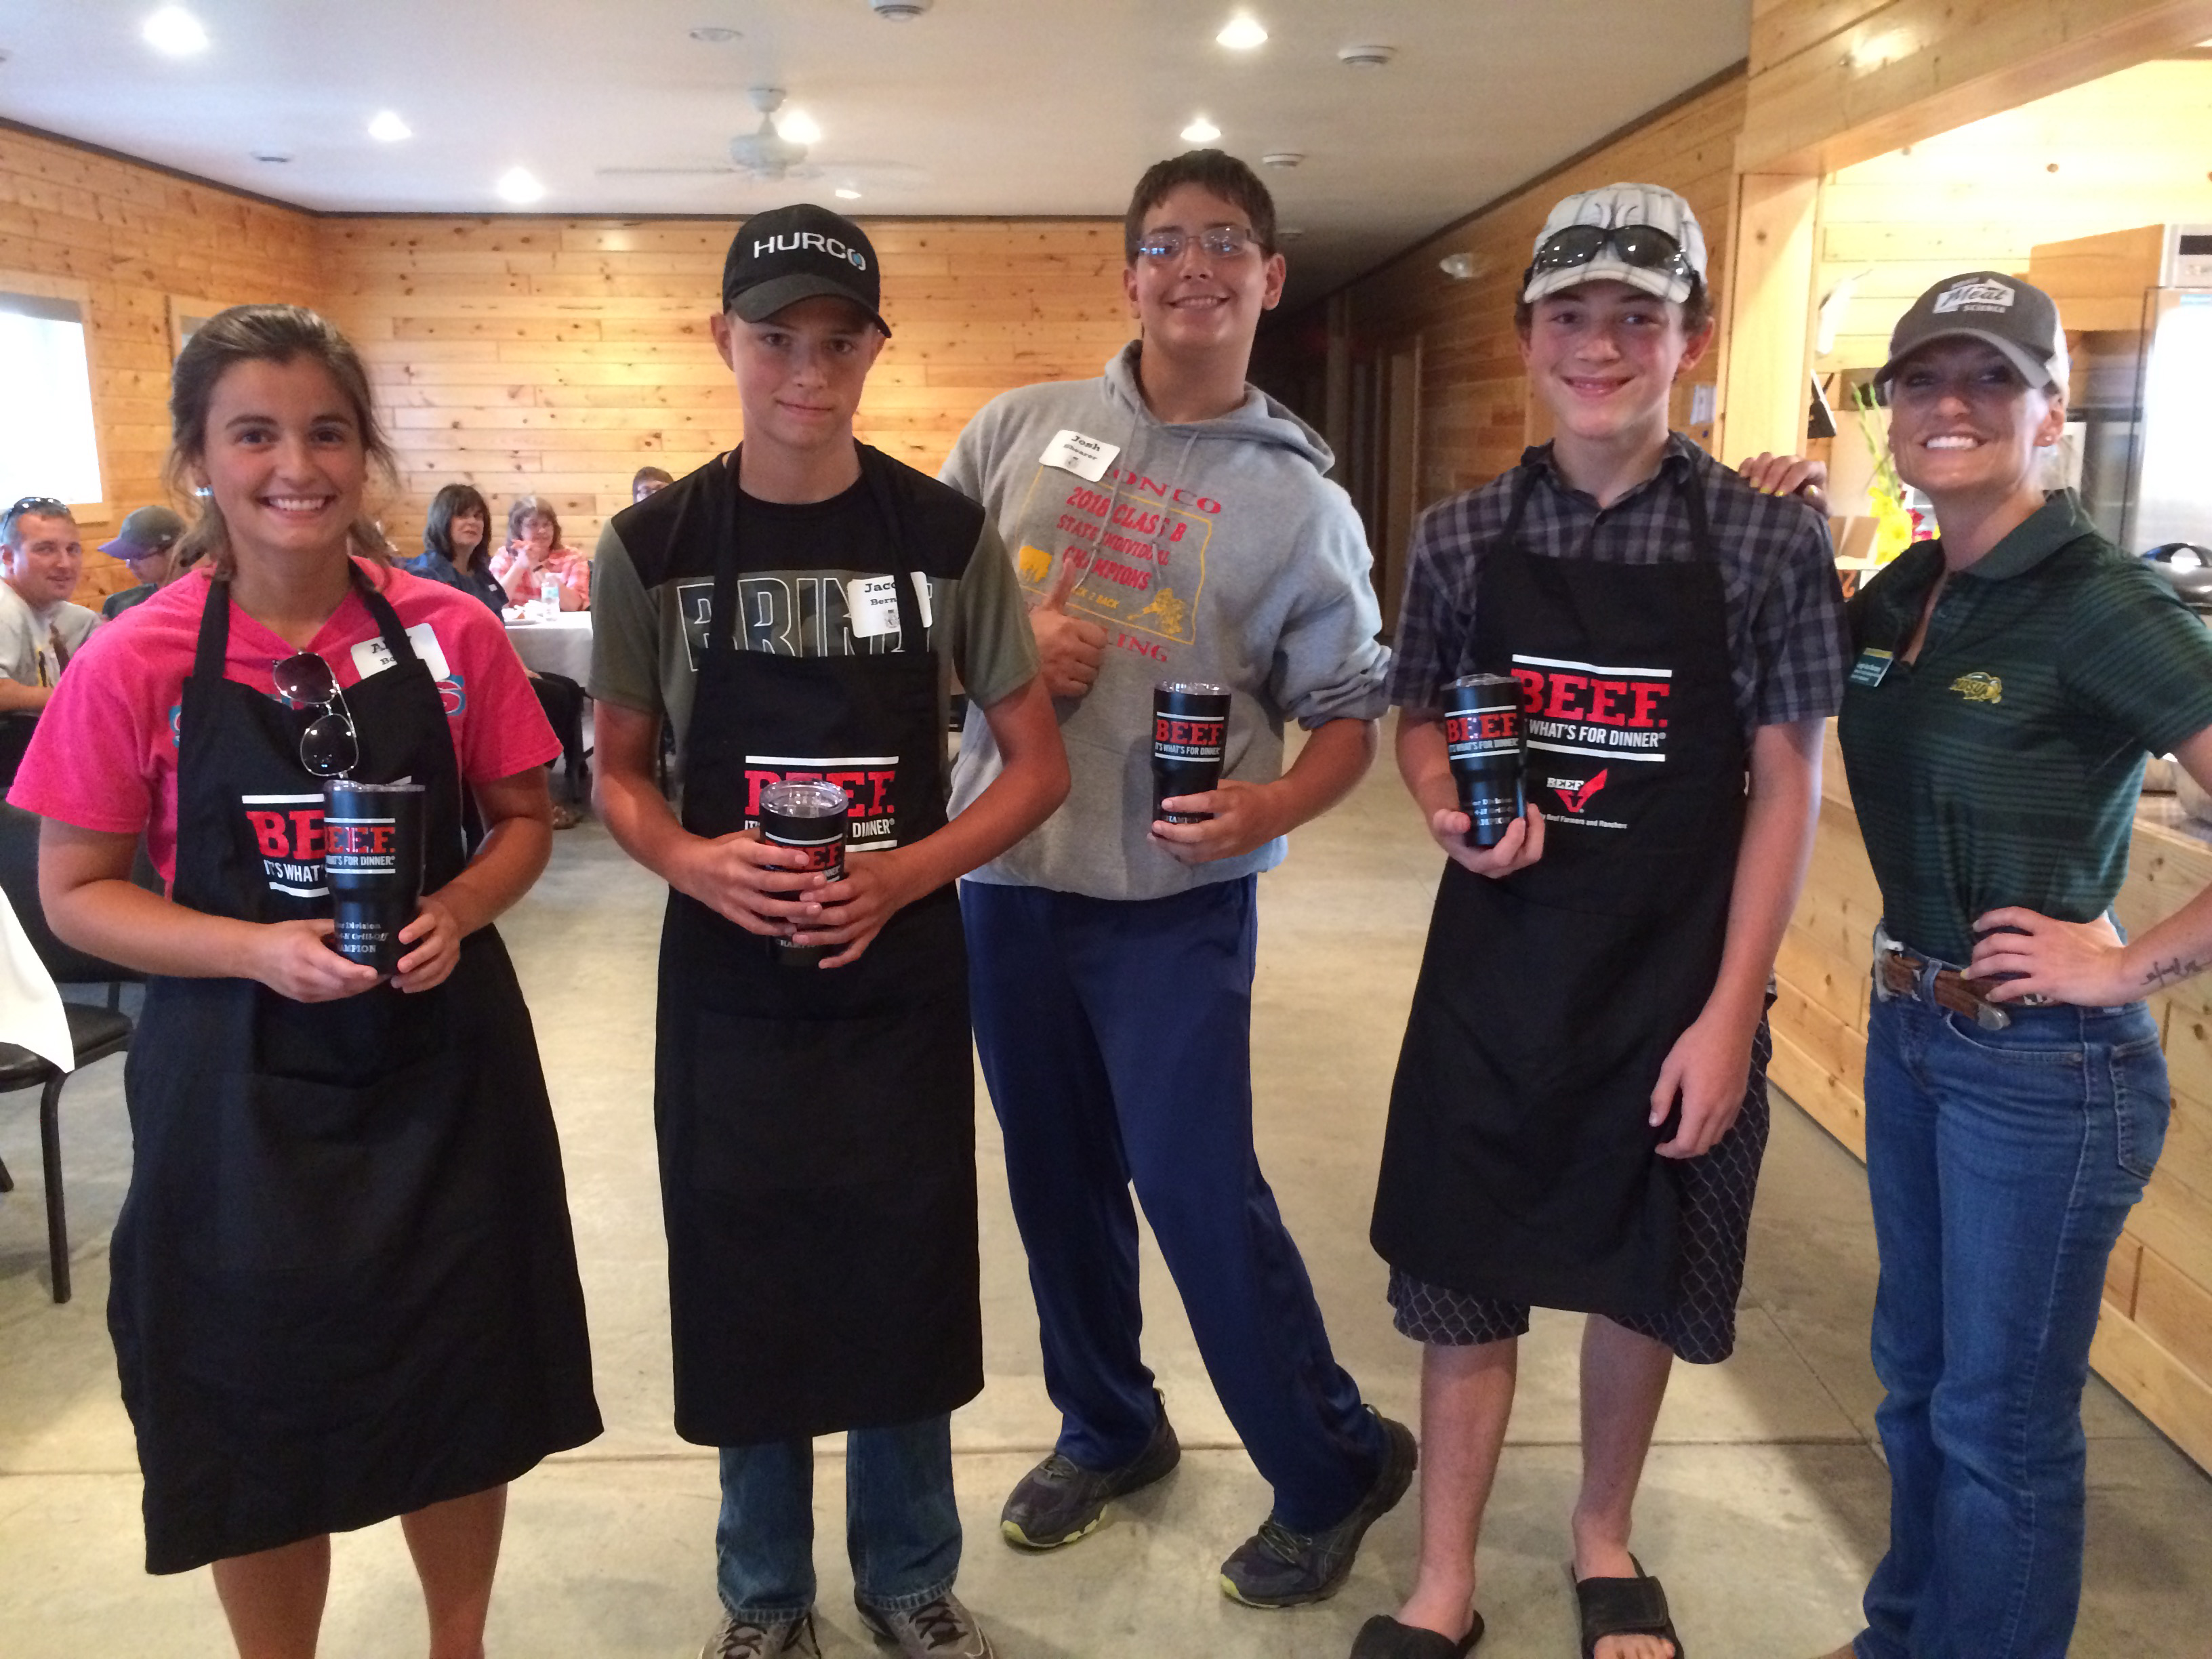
left=590, top=205, right=1067, bottom=1659
left=1356, top=184, right=1847, bottom=1659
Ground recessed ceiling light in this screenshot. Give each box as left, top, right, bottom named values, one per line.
left=835, top=187, right=862, bottom=200
left=367, top=110, right=411, bottom=143
left=869, top=0, right=934, bottom=18
left=1217, top=16, right=1267, bottom=49
left=778, top=107, right=822, bottom=145
left=1337, top=43, right=1396, bottom=68
left=1277, top=226, right=1306, bottom=242
left=1261, top=151, right=1303, bottom=168
left=689, top=25, right=740, bottom=42
left=1438, top=253, right=1477, bottom=280
left=1181, top=116, right=1222, bottom=143
left=144, top=7, right=209, bottom=56
left=497, top=167, right=546, bottom=205
left=251, top=150, right=292, bottom=165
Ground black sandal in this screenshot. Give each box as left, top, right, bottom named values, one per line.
left=1349, top=1611, right=1485, bottom=1658
left=1569, top=1557, right=1682, bottom=1659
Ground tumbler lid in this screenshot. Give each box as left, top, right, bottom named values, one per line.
left=1155, top=681, right=1231, bottom=697
left=759, top=780, right=849, bottom=817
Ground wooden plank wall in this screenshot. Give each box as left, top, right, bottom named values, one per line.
left=0, top=125, right=325, bottom=602
left=1741, top=0, right=2212, bottom=176
left=320, top=218, right=1132, bottom=556
left=1817, top=56, right=2212, bottom=373
left=1777, top=729, right=2212, bottom=1470
left=1279, top=70, right=1746, bottom=518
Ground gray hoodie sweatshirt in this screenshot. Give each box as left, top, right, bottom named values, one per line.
left=945, top=342, right=1389, bottom=901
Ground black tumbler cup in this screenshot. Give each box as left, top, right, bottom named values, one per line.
left=321, top=780, right=427, bottom=975
left=760, top=779, right=850, bottom=969
left=1152, top=682, right=1231, bottom=824
left=1443, top=673, right=1525, bottom=848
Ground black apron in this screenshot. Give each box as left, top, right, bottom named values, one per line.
left=1371, top=466, right=1747, bottom=1317
left=655, top=445, right=982, bottom=1447
left=111, top=571, right=600, bottom=1574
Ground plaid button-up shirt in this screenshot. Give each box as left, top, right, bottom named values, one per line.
left=1387, top=436, right=1849, bottom=737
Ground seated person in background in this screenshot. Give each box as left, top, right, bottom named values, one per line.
left=0, top=495, right=100, bottom=714
left=100, top=505, right=188, bottom=619
left=404, top=483, right=510, bottom=613
left=411, top=483, right=590, bottom=830
left=632, top=465, right=674, bottom=504
left=491, top=494, right=591, bottom=611
left=0, top=495, right=100, bottom=783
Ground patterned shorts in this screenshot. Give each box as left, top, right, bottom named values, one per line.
left=1387, top=1018, right=1774, bottom=1367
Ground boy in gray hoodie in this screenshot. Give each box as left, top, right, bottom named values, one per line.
left=944, top=150, right=1410, bottom=1609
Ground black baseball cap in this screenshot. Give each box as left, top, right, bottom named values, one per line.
left=722, top=203, right=890, bottom=337
left=1874, top=271, right=2068, bottom=403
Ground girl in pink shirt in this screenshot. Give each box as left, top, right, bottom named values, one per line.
left=9, top=303, right=598, bottom=1654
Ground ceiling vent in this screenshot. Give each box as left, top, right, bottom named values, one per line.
left=869, top=0, right=933, bottom=17
left=1337, top=43, right=1397, bottom=68
left=1262, top=151, right=1305, bottom=169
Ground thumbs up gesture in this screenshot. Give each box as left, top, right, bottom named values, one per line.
left=1031, top=558, right=1109, bottom=699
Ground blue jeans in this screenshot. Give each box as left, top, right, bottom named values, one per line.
left=1856, top=958, right=2167, bottom=1659
left=961, top=877, right=1385, bottom=1533
left=716, top=1414, right=960, bottom=1623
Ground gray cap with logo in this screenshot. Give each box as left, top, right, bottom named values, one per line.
left=99, top=504, right=187, bottom=559
left=1874, top=272, right=2068, bottom=402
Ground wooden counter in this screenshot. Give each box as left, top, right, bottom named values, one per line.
left=1775, top=726, right=2212, bottom=1469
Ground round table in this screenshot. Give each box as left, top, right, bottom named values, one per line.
left=503, top=611, right=594, bottom=684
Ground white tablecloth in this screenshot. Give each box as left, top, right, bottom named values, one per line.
left=504, top=612, right=594, bottom=684
left=0, top=887, right=71, bottom=1070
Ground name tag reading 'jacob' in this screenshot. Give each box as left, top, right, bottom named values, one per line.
left=842, top=573, right=935, bottom=640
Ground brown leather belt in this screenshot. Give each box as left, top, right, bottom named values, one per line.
left=1877, top=947, right=2014, bottom=1031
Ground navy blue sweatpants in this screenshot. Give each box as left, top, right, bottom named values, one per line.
left=961, top=875, right=1384, bottom=1532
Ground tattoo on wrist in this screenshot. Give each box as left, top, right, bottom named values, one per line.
left=2144, top=956, right=2207, bottom=990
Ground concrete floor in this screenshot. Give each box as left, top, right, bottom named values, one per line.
left=3, top=723, right=2209, bottom=1657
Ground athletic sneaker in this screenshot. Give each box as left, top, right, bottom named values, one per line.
left=1000, top=1392, right=1181, bottom=1549
left=1219, top=1411, right=1417, bottom=1607
left=700, top=1610, right=820, bottom=1658
left=857, top=1592, right=996, bottom=1657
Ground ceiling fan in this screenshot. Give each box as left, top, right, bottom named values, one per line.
left=598, top=85, right=916, bottom=186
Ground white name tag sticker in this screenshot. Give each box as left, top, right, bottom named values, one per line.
left=1040, top=428, right=1120, bottom=483
left=845, top=575, right=903, bottom=638
left=350, top=622, right=451, bottom=683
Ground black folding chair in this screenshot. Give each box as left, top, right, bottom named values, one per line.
left=0, top=802, right=139, bottom=1303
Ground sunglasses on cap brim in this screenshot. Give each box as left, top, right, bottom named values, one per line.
left=1526, top=224, right=1695, bottom=288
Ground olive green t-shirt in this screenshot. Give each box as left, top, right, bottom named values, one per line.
left=588, top=449, right=1038, bottom=752
left=1838, top=491, right=2212, bottom=965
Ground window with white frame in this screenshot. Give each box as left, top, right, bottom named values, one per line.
left=0, top=285, right=104, bottom=510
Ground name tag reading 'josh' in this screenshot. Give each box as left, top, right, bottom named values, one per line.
left=1039, top=429, right=1120, bottom=483
left=843, top=574, right=936, bottom=640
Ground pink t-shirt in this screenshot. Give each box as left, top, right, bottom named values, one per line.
left=9, top=558, right=560, bottom=887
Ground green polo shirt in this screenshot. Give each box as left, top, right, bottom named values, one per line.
left=1838, top=491, right=2212, bottom=965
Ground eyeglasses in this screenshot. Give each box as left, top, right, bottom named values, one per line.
left=271, top=651, right=358, bottom=778
left=1527, top=224, right=1695, bottom=289
left=1133, top=226, right=1261, bottom=262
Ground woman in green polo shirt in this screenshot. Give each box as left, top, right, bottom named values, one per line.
left=1815, top=273, right=2212, bottom=1659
